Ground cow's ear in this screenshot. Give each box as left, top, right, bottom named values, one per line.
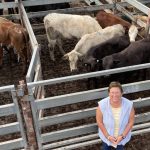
left=113, top=60, right=120, bottom=64
left=62, top=54, right=69, bottom=60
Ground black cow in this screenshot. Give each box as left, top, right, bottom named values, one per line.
left=102, top=37, right=150, bottom=69
left=83, top=35, right=130, bottom=72
left=83, top=35, right=130, bottom=89
left=102, top=37, right=150, bottom=82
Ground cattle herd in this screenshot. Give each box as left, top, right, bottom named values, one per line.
left=43, top=11, right=150, bottom=87
left=0, top=10, right=150, bottom=85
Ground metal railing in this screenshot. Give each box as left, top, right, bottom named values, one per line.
left=0, top=0, right=150, bottom=149
left=0, top=85, right=27, bottom=150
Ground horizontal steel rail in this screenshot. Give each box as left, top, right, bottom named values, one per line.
left=47, top=128, right=150, bottom=150
left=25, top=0, right=150, bottom=18
left=0, top=0, right=76, bottom=9
left=41, top=111, right=150, bottom=143
left=0, top=85, right=15, bottom=92
left=125, top=0, right=150, bottom=15
left=22, top=0, right=76, bottom=7
left=41, top=123, right=98, bottom=144
left=0, top=2, right=17, bottom=9
left=25, top=2, right=131, bottom=18
left=35, top=80, right=150, bottom=110
left=39, top=97, right=150, bottom=127
left=0, top=103, right=15, bottom=117
left=0, top=138, right=25, bottom=150
left=0, top=122, right=20, bottom=136
left=43, top=133, right=98, bottom=149
left=43, top=122, right=150, bottom=149
left=104, top=0, right=147, bottom=29
left=27, top=63, right=150, bottom=88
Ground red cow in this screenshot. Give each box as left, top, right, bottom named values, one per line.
left=0, top=17, right=30, bottom=74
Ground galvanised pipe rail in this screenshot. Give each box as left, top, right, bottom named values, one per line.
left=125, top=0, right=150, bottom=15
left=27, top=62, right=150, bottom=88
left=0, top=85, right=15, bottom=92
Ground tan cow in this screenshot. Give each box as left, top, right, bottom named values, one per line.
left=0, top=17, right=30, bottom=74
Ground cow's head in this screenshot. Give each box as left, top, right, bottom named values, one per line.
left=128, top=24, right=138, bottom=42
left=102, top=55, right=120, bottom=70
left=83, top=56, right=102, bottom=71
left=63, top=51, right=82, bottom=72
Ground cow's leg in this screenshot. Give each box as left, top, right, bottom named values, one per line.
left=48, top=40, right=56, bottom=61
left=0, top=47, right=3, bottom=68
left=48, top=44, right=55, bottom=61
left=8, top=46, right=18, bottom=64
left=57, top=39, right=65, bottom=55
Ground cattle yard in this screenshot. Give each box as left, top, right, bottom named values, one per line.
left=0, top=0, right=150, bottom=150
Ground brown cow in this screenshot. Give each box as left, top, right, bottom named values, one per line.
left=96, top=11, right=145, bottom=41
left=96, top=11, right=131, bottom=29
left=0, top=17, right=30, bottom=74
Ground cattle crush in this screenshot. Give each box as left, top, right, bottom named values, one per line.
left=0, top=0, right=150, bottom=150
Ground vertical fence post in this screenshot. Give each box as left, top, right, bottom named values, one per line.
left=17, top=80, right=38, bottom=150
left=11, top=89, right=28, bottom=149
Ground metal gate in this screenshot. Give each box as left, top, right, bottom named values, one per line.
left=0, top=85, right=27, bottom=150
left=0, top=0, right=150, bottom=150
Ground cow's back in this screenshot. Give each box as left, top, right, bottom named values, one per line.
left=83, top=35, right=130, bottom=66
left=94, top=35, right=130, bottom=58
left=103, top=37, right=150, bottom=69
left=96, top=11, right=131, bottom=29
left=0, top=17, right=10, bottom=23
left=0, top=21, right=14, bottom=44
left=44, top=13, right=102, bottom=39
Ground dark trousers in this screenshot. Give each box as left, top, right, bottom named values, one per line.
left=102, top=142, right=124, bottom=150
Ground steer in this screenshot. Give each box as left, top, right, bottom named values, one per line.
left=83, top=35, right=130, bottom=72
left=102, top=37, right=150, bottom=69
left=63, top=24, right=125, bottom=72
left=102, top=37, right=150, bottom=81
left=0, top=17, right=30, bottom=74
left=96, top=10, right=144, bottom=41
left=44, top=13, right=102, bottom=61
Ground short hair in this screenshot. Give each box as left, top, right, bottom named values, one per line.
left=108, top=81, right=123, bottom=93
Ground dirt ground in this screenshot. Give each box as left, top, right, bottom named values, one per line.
left=0, top=1, right=150, bottom=149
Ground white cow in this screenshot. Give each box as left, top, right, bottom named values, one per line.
left=63, top=24, right=125, bottom=71
left=44, top=13, right=102, bottom=61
